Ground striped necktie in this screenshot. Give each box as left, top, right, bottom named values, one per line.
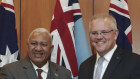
left=37, top=69, right=43, bottom=79
left=94, top=57, right=105, bottom=79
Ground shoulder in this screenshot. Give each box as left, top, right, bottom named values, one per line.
left=115, top=47, right=140, bottom=65
left=1, top=58, right=29, bottom=71
left=118, top=48, right=140, bottom=60
left=49, top=61, right=72, bottom=79
left=0, top=60, right=23, bottom=77
left=2, top=60, right=21, bottom=70
left=80, top=55, right=96, bottom=67
left=0, top=57, right=34, bottom=79
left=49, top=61, right=70, bottom=72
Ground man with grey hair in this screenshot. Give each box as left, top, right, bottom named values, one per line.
left=78, top=14, right=140, bottom=79
left=0, top=28, right=72, bottom=79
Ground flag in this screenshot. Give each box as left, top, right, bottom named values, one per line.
left=0, top=0, right=20, bottom=69
left=109, top=0, right=132, bottom=51
left=50, top=0, right=91, bottom=78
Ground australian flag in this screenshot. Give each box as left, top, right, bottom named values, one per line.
left=109, top=0, right=132, bottom=51
left=50, top=0, right=91, bottom=79
left=0, top=0, right=20, bottom=69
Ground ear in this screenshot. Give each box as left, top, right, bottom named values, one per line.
left=50, top=45, right=54, bottom=53
left=27, top=42, right=30, bottom=49
left=114, top=29, right=119, bottom=40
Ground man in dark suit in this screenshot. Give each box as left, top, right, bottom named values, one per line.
left=0, top=28, right=72, bottom=79
left=78, top=14, right=140, bottom=79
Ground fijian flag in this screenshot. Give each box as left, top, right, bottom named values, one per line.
left=0, top=0, right=20, bottom=69
left=109, top=0, right=132, bottom=51
left=50, top=0, right=91, bottom=78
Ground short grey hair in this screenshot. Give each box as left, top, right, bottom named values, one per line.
left=28, top=28, right=52, bottom=43
left=89, top=14, right=118, bottom=31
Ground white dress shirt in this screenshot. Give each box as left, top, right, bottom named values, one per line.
left=93, top=45, right=117, bottom=79
left=31, top=61, right=49, bottom=79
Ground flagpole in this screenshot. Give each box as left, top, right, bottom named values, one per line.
left=93, top=0, right=94, bottom=15
left=92, top=0, right=95, bottom=54
left=19, top=0, right=22, bottom=58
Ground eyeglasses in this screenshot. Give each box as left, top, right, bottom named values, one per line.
left=90, top=30, right=114, bottom=37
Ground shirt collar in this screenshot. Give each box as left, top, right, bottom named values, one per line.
left=96, top=44, right=117, bottom=62
left=104, top=44, right=117, bottom=62
left=31, top=61, right=49, bottom=73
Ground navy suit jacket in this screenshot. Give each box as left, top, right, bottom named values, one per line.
left=78, top=47, right=140, bottom=79
left=0, top=56, right=72, bottom=79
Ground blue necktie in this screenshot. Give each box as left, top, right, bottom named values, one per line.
left=94, top=57, right=105, bottom=79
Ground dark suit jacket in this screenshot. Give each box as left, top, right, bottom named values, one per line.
left=0, top=56, right=72, bottom=79
left=78, top=47, right=140, bottom=79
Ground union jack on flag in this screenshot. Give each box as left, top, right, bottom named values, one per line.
left=109, top=0, right=132, bottom=51
left=50, top=0, right=91, bottom=78
left=0, top=0, right=20, bottom=69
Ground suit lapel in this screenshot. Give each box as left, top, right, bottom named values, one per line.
left=102, top=47, right=122, bottom=79
left=89, top=55, right=96, bottom=79
left=47, top=61, right=59, bottom=79
left=22, top=57, right=38, bottom=79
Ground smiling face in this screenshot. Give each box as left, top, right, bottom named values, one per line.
left=90, top=17, right=118, bottom=56
left=27, top=32, right=53, bottom=67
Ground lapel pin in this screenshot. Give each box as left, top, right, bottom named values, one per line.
left=116, top=57, right=120, bottom=59
left=55, top=73, right=58, bottom=77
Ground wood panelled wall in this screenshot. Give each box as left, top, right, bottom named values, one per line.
left=20, top=0, right=57, bottom=58
left=20, top=0, right=93, bottom=58
left=0, top=0, right=93, bottom=58
left=1, top=0, right=140, bottom=58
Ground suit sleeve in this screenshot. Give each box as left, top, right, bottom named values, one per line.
left=0, top=65, right=14, bottom=79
